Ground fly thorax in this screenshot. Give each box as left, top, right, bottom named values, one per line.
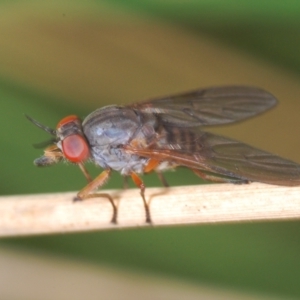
left=82, top=105, right=145, bottom=171
left=82, top=105, right=140, bottom=147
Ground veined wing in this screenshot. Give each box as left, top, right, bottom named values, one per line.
left=125, top=129, right=300, bottom=186
left=129, top=86, right=277, bottom=127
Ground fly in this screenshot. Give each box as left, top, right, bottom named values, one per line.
left=26, top=86, right=300, bottom=224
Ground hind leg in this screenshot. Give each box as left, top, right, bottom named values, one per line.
left=192, top=169, right=250, bottom=184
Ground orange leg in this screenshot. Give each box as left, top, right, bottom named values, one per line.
left=144, top=158, right=169, bottom=187
left=144, top=158, right=160, bottom=173
left=75, top=169, right=118, bottom=224
left=131, top=172, right=151, bottom=223
left=78, top=162, right=93, bottom=183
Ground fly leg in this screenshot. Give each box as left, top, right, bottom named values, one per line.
left=131, top=158, right=168, bottom=223
left=75, top=168, right=118, bottom=224
left=156, top=171, right=169, bottom=187
left=129, top=159, right=168, bottom=223
left=123, top=176, right=129, bottom=189
left=78, top=162, right=93, bottom=183
left=192, top=169, right=249, bottom=184
left=130, top=172, right=151, bottom=224
left=144, top=157, right=169, bottom=187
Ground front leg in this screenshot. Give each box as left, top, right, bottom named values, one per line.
left=74, top=168, right=118, bottom=224
left=130, top=172, right=151, bottom=224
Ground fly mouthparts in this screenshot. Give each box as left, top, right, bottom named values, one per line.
left=34, top=155, right=62, bottom=167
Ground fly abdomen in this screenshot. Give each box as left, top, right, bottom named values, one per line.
left=159, top=124, right=201, bottom=153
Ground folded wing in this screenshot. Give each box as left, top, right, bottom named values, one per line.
left=129, top=86, right=277, bottom=127
left=126, top=129, right=300, bottom=186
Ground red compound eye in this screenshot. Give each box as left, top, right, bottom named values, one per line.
left=57, top=115, right=79, bottom=129
left=62, top=135, right=90, bottom=163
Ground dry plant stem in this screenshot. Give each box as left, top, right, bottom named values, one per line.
left=1, top=183, right=300, bottom=237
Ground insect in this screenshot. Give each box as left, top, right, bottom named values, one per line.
left=27, top=86, right=300, bottom=224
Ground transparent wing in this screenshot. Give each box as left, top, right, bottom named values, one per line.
left=129, top=86, right=277, bottom=127
left=125, top=130, right=300, bottom=186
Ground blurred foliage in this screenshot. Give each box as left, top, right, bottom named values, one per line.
left=106, top=0, right=300, bottom=74
left=1, top=1, right=300, bottom=298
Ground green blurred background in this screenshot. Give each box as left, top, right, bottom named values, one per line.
left=2, top=1, right=300, bottom=298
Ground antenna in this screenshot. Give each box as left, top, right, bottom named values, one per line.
left=25, top=114, right=56, bottom=136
